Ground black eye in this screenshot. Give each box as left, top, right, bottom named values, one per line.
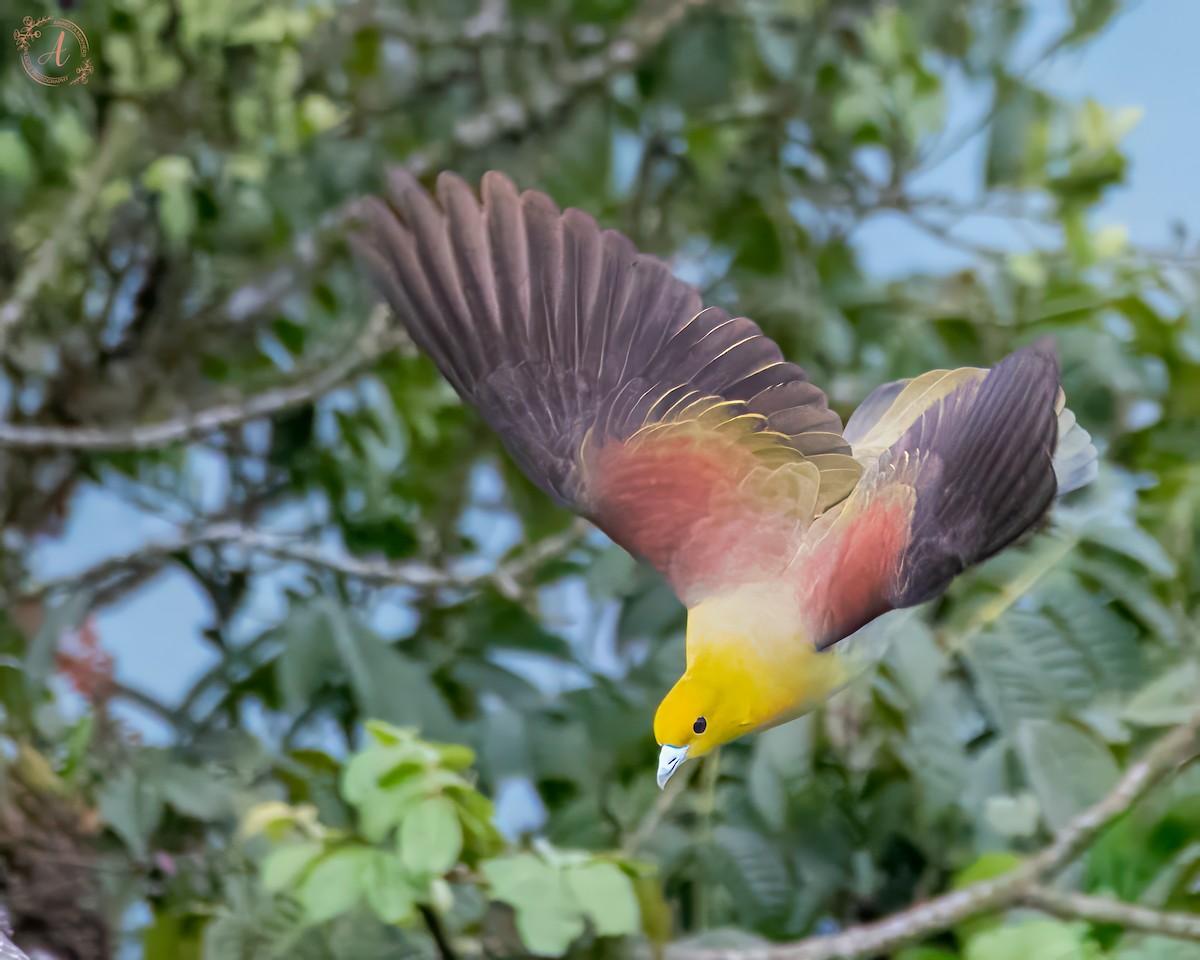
left=693, top=717, right=707, bottom=735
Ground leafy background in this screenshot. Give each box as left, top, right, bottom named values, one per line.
left=1, top=0, right=1199, bottom=958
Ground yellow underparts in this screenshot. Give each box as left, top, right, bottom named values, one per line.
left=685, top=585, right=850, bottom=733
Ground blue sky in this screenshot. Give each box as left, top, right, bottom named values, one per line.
left=29, top=0, right=1200, bottom=742
left=857, top=0, right=1200, bottom=275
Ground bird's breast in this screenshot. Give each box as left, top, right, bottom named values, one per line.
left=685, top=584, right=849, bottom=722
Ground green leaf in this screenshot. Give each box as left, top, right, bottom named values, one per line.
left=967, top=596, right=1140, bottom=730
left=364, top=721, right=419, bottom=746
left=1066, top=0, right=1122, bottom=44
left=484, top=854, right=585, bottom=955
left=142, top=154, right=195, bottom=191
left=319, top=600, right=458, bottom=739
left=400, top=795, right=463, bottom=876
left=966, top=918, right=1093, bottom=960
left=341, top=743, right=425, bottom=805
left=261, top=842, right=324, bottom=892
left=1086, top=523, right=1175, bottom=577
left=748, top=716, right=815, bottom=830
left=953, top=852, right=1023, bottom=889
left=435, top=742, right=476, bottom=771
left=1076, top=556, right=1179, bottom=643
left=284, top=601, right=449, bottom=730
left=897, top=690, right=969, bottom=816
left=514, top=907, right=587, bottom=957
left=363, top=851, right=417, bottom=924
left=155, top=763, right=230, bottom=821
left=984, top=793, right=1041, bottom=839
left=157, top=182, right=196, bottom=245
left=747, top=745, right=787, bottom=833
left=61, top=713, right=95, bottom=781
left=1017, top=720, right=1120, bottom=831
left=565, top=861, right=640, bottom=937
left=985, top=80, right=1050, bottom=188
left=277, top=604, right=342, bottom=714
left=144, top=909, right=203, bottom=960
left=296, top=847, right=370, bottom=925
left=358, top=777, right=430, bottom=843
left=1116, top=936, right=1200, bottom=960
left=1123, top=662, right=1199, bottom=728
left=448, top=785, right=504, bottom=855
left=0, top=130, right=35, bottom=186
left=483, top=854, right=554, bottom=906
left=463, top=589, right=573, bottom=660
left=713, top=824, right=792, bottom=926
left=97, top=765, right=163, bottom=859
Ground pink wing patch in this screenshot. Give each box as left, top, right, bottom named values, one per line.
left=797, top=484, right=914, bottom=647
left=583, top=430, right=804, bottom=604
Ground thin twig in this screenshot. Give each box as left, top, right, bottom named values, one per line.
left=1024, top=886, right=1200, bottom=942
left=109, top=681, right=181, bottom=726
left=622, top=758, right=698, bottom=857
left=419, top=905, right=460, bottom=960
left=0, top=307, right=400, bottom=452
left=668, top=715, right=1200, bottom=960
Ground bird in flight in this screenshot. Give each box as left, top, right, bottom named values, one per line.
left=352, top=170, right=1097, bottom=788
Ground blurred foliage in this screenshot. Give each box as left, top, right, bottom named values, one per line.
left=1, top=0, right=1200, bottom=957
left=235, top=722, right=645, bottom=958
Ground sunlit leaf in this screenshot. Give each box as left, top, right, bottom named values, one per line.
left=399, top=794, right=463, bottom=876
left=262, top=842, right=325, bottom=892
left=363, top=851, right=418, bottom=924
left=296, top=847, right=371, bottom=925
left=565, top=861, right=640, bottom=937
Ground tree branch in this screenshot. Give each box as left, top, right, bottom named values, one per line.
left=418, top=904, right=460, bottom=960
left=219, top=0, right=714, bottom=352
left=1023, top=885, right=1200, bottom=942
left=404, top=0, right=716, bottom=175
left=23, top=517, right=589, bottom=603
left=668, top=716, right=1200, bottom=960
left=108, top=681, right=182, bottom=726
left=622, top=753, right=698, bottom=856
left=0, top=307, right=401, bottom=452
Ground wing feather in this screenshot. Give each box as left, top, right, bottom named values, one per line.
left=352, top=169, right=849, bottom=600
left=803, top=341, right=1092, bottom=648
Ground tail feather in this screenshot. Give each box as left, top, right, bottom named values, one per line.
left=1054, top=405, right=1099, bottom=495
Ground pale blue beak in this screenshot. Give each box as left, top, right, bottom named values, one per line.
left=656, top=743, right=690, bottom=789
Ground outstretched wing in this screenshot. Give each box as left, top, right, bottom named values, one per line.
left=352, top=170, right=860, bottom=602
left=799, top=342, right=1091, bottom=647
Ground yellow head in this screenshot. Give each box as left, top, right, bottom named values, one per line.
left=653, top=669, right=755, bottom=787
left=652, top=586, right=851, bottom=788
